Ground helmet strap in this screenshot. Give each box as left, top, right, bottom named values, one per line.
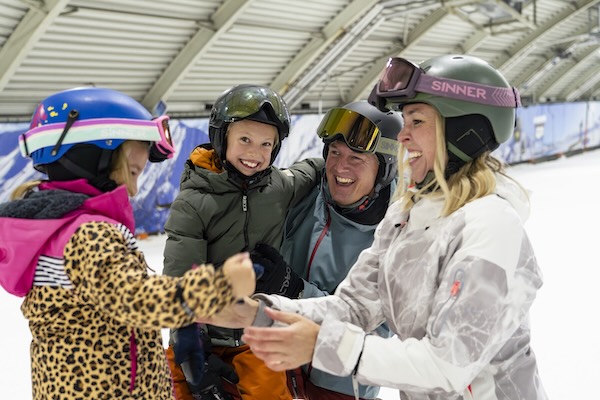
left=322, top=175, right=390, bottom=225
left=49, top=146, right=117, bottom=192
left=88, top=148, right=118, bottom=192
left=415, top=171, right=436, bottom=191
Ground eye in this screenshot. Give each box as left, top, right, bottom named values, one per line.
left=130, top=165, right=142, bottom=177
left=262, top=142, right=273, bottom=147
left=240, top=136, right=250, bottom=143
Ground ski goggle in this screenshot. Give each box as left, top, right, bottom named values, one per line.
left=212, top=85, right=290, bottom=128
left=317, top=108, right=398, bottom=156
left=149, top=115, right=175, bottom=162
left=371, top=57, right=521, bottom=109
left=20, top=116, right=175, bottom=162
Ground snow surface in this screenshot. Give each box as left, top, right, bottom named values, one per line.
left=2, top=150, right=599, bottom=399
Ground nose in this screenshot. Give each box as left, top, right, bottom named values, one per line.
left=331, top=155, right=351, bottom=172
left=398, top=125, right=410, bottom=144
left=246, top=143, right=262, bottom=156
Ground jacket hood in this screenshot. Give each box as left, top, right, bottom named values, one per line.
left=495, top=173, right=531, bottom=223
left=0, top=179, right=134, bottom=296
left=180, top=145, right=272, bottom=194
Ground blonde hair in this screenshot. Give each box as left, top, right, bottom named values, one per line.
left=10, top=141, right=140, bottom=199
left=108, top=141, right=136, bottom=195
left=394, top=113, right=520, bottom=216
left=11, top=180, right=43, bottom=200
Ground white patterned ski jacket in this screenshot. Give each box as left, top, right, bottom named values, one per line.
left=255, top=175, right=547, bottom=400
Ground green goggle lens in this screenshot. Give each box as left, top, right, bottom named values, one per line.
left=215, top=86, right=289, bottom=126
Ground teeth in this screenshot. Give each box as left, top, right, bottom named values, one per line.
left=336, top=176, right=354, bottom=184
left=408, top=151, right=422, bottom=160
left=241, top=160, right=259, bottom=168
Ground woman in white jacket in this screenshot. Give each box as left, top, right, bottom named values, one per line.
left=206, top=54, right=547, bottom=400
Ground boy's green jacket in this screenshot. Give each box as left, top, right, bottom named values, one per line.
left=163, top=145, right=323, bottom=346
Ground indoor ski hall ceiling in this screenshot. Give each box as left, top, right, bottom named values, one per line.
left=0, top=0, right=599, bottom=121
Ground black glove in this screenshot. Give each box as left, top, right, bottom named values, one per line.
left=175, top=326, right=239, bottom=399
left=250, top=243, right=303, bottom=298
left=191, top=353, right=240, bottom=400
left=173, top=324, right=205, bottom=389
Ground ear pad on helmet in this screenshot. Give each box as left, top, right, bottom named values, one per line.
left=445, top=114, right=498, bottom=163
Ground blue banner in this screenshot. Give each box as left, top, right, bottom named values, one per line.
left=2, top=102, right=599, bottom=233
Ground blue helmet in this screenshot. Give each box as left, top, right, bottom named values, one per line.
left=20, top=87, right=174, bottom=189
left=21, top=87, right=163, bottom=168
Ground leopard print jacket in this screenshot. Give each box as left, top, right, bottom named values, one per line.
left=21, top=221, right=235, bottom=400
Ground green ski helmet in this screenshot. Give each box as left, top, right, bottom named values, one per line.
left=369, top=54, right=520, bottom=168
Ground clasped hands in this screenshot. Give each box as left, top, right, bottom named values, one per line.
left=201, top=252, right=320, bottom=371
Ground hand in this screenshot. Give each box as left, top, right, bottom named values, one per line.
left=250, top=243, right=303, bottom=298
left=242, top=307, right=319, bottom=371
left=189, top=354, right=239, bottom=400
left=221, top=252, right=255, bottom=299
left=199, top=297, right=260, bottom=328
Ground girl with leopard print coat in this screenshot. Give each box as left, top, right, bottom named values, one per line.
left=0, top=87, right=256, bottom=400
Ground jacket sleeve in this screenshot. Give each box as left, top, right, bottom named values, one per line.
left=255, top=205, right=394, bottom=329
left=284, top=157, right=324, bottom=208
left=163, top=193, right=208, bottom=277
left=312, top=200, right=543, bottom=396
left=65, top=222, right=235, bottom=330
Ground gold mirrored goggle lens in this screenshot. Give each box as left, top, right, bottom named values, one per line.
left=317, top=108, right=380, bottom=153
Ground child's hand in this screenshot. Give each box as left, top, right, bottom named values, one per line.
left=222, top=252, right=255, bottom=299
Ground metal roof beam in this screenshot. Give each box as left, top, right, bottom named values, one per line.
left=284, top=4, right=386, bottom=109
left=271, top=0, right=379, bottom=94
left=564, top=52, right=600, bottom=100
left=498, top=0, right=598, bottom=73
left=347, top=6, right=450, bottom=103
left=0, top=0, right=70, bottom=91
left=537, top=45, right=599, bottom=98
left=565, top=66, right=600, bottom=100
left=141, top=0, right=255, bottom=112
left=493, top=0, right=537, bottom=30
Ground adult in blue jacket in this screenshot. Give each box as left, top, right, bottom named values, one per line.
left=251, top=101, right=403, bottom=400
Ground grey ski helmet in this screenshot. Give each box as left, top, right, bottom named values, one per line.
left=317, top=101, right=403, bottom=191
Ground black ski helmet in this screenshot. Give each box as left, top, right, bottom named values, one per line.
left=208, top=84, right=291, bottom=164
left=318, top=101, right=403, bottom=193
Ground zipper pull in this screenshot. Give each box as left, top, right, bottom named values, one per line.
left=242, top=195, right=248, bottom=212
left=450, top=280, right=461, bottom=296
